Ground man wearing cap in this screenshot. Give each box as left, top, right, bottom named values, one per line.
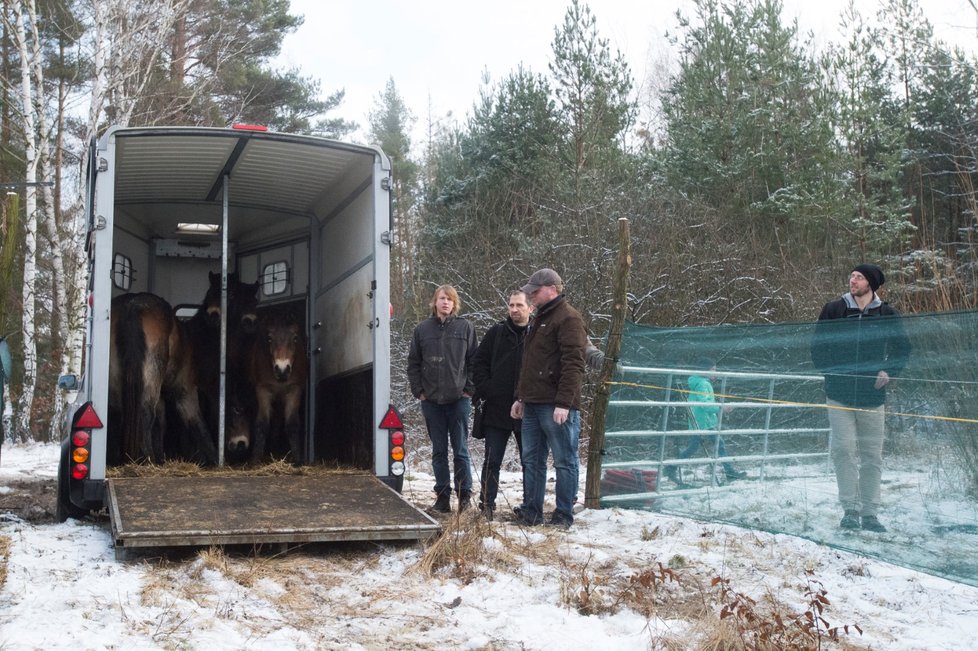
left=812, top=263, right=911, bottom=533
left=510, top=268, right=587, bottom=527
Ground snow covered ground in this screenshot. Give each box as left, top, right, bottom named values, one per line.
left=1, top=442, right=977, bottom=650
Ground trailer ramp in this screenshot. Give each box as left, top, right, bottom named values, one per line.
left=106, top=474, right=440, bottom=559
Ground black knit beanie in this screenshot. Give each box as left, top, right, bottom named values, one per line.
left=852, top=263, right=884, bottom=292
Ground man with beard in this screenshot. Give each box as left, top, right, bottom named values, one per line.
left=812, top=264, right=911, bottom=533
left=472, top=290, right=533, bottom=521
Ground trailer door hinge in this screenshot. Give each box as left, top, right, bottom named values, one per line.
left=380, top=231, right=392, bottom=246
left=94, top=215, right=107, bottom=230
left=380, top=177, right=392, bottom=191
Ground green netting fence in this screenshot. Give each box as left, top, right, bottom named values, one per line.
left=600, top=311, right=978, bottom=587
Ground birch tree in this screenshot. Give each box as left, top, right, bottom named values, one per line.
left=10, top=0, right=41, bottom=442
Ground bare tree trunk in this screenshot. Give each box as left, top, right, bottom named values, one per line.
left=31, top=26, right=68, bottom=440
left=584, top=218, right=631, bottom=509
left=86, top=0, right=108, bottom=142
left=11, top=0, right=39, bottom=442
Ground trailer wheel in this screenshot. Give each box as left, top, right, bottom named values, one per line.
left=56, top=438, right=88, bottom=522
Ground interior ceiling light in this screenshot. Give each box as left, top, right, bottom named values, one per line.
left=176, top=222, right=220, bottom=234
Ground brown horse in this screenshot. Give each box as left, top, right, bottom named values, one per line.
left=108, top=293, right=217, bottom=465
left=185, top=272, right=260, bottom=457
left=245, top=310, right=308, bottom=464
left=223, top=376, right=255, bottom=464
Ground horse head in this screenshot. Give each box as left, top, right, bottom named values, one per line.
left=263, top=316, right=303, bottom=383
left=233, top=280, right=260, bottom=334
left=203, top=271, right=225, bottom=328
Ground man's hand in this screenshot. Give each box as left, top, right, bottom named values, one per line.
left=874, top=370, right=890, bottom=390
left=553, top=407, right=569, bottom=424
left=511, top=400, right=524, bottom=419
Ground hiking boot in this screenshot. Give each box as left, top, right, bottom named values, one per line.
left=457, top=491, right=472, bottom=512
left=725, top=469, right=747, bottom=480
left=861, top=515, right=887, bottom=533
left=514, top=506, right=543, bottom=526
left=478, top=503, right=494, bottom=521
left=548, top=512, right=573, bottom=529
left=840, top=510, right=860, bottom=530
left=431, top=493, right=451, bottom=514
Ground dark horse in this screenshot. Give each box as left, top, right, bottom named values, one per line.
left=108, top=293, right=217, bottom=465
left=245, top=310, right=308, bottom=464
left=185, top=271, right=260, bottom=461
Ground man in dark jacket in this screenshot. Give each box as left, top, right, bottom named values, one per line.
left=811, top=263, right=911, bottom=533
left=510, top=269, right=587, bottom=527
left=472, top=291, right=532, bottom=520
left=407, top=285, right=478, bottom=513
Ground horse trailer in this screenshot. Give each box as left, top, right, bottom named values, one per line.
left=57, top=125, right=439, bottom=556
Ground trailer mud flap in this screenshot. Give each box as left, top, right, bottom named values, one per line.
left=106, top=474, right=440, bottom=559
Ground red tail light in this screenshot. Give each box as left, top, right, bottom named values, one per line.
left=70, top=403, right=101, bottom=482
left=75, top=404, right=103, bottom=429
left=379, top=405, right=403, bottom=429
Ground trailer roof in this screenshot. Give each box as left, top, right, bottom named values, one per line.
left=102, top=126, right=387, bottom=243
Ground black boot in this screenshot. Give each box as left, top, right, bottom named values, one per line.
left=458, top=490, right=472, bottom=512
left=432, top=493, right=451, bottom=513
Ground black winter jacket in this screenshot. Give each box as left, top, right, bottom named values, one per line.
left=407, top=315, right=477, bottom=404
left=472, top=318, right=528, bottom=432
left=811, top=293, right=911, bottom=407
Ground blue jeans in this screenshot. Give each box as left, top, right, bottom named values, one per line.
left=679, top=433, right=736, bottom=475
left=521, top=403, right=580, bottom=524
left=421, top=398, right=473, bottom=497
left=479, top=425, right=523, bottom=511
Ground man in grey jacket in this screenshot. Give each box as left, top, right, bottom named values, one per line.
left=407, top=285, right=478, bottom=513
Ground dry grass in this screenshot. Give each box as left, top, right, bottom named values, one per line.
left=0, top=534, right=9, bottom=588
left=107, top=458, right=365, bottom=478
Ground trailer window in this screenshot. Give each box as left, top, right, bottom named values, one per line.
left=112, top=254, right=133, bottom=290
left=260, top=261, right=289, bottom=296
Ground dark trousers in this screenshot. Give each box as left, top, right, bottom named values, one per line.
left=421, top=398, right=473, bottom=497
left=478, top=425, right=523, bottom=511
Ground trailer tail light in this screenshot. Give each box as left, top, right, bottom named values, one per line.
left=70, top=402, right=103, bottom=482
left=379, top=405, right=406, bottom=476
left=72, top=446, right=90, bottom=463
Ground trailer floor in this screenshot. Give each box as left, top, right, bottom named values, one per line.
left=106, top=473, right=440, bottom=558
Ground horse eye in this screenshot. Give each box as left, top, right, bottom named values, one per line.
left=267, top=336, right=272, bottom=344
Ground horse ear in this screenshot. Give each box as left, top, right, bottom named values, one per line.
left=209, top=271, right=220, bottom=286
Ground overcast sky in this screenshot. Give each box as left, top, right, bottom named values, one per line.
left=276, top=0, right=978, bottom=144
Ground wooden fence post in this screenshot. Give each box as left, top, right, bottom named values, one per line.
left=584, top=217, right=631, bottom=509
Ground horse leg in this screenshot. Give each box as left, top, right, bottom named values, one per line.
left=249, top=391, right=274, bottom=464
left=282, top=387, right=304, bottom=465
left=140, top=343, right=168, bottom=463
left=170, top=387, right=218, bottom=465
